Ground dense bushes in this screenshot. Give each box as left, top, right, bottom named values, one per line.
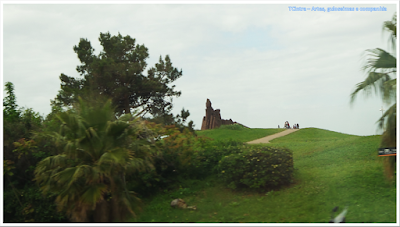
left=133, top=130, right=295, bottom=193
left=126, top=123, right=203, bottom=196
left=129, top=131, right=295, bottom=194
left=3, top=185, right=67, bottom=223
left=189, top=139, right=245, bottom=178
left=126, top=132, right=248, bottom=196
left=218, top=146, right=294, bottom=191
left=3, top=82, right=68, bottom=222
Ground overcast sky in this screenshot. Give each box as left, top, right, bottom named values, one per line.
left=2, top=2, right=398, bottom=136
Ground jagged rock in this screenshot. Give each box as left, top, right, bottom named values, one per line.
left=201, top=99, right=245, bottom=130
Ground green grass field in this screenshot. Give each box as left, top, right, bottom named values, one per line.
left=196, top=125, right=285, bottom=142
left=132, top=127, right=397, bottom=223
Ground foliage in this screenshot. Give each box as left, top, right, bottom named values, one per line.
left=126, top=122, right=201, bottom=196
left=218, top=146, right=294, bottom=191
left=3, top=82, right=68, bottom=223
left=144, top=107, right=195, bottom=133
left=20, top=108, right=43, bottom=130
left=13, top=138, right=38, bottom=159
left=189, top=139, right=245, bottom=178
left=3, top=82, right=23, bottom=161
left=127, top=137, right=247, bottom=196
left=34, top=97, right=155, bottom=222
left=3, top=81, right=21, bottom=122
left=53, top=32, right=183, bottom=118
left=126, top=125, right=247, bottom=197
left=3, top=82, right=46, bottom=184
left=350, top=13, right=397, bottom=178
left=156, top=126, right=197, bottom=175
left=3, top=184, right=68, bottom=223
left=173, top=108, right=195, bottom=132
left=3, top=160, right=16, bottom=177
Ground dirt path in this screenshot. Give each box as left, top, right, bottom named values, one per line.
left=246, top=129, right=300, bottom=144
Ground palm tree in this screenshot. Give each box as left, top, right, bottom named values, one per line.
left=351, top=13, right=396, bottom=142
left=350, top=13, right=397, bottom=178
left=34, top=97, right=155, bottom=222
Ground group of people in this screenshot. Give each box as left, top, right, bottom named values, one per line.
left=279, top=121, right=299, bottom=129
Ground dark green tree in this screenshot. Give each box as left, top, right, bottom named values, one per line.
left=3, top=81, right=21, bottom=122
left=145, top=107, right=195, bottom=133
left=53, top=32, right=183, bottom=118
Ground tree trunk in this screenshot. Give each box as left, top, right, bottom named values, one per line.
left=111, top=196, right=122, bottom=222
left=124, top=96, right=130, bottom=115
left=93, top=199, right=110, bottom=222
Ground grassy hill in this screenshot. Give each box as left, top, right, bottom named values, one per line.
left=132, top=127, right=396, bottom=223
left=196, top=124, right=285, bottom=142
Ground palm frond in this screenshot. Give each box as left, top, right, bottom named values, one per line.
left=363, top=48, right=397, bottom=72
left=105, top=121, right=131, bottom=146
left=382, top=78, right=397, bottom=104
left=377, top=103, right=396, bottom=130
left=97, top=148, right=131, bottom=173
left=81, top=184, right=108, bottom=210
left=34, top=154, right=68, bottom=177
left=57, top=111, right=87, bottom=139
left=52, top=167, right=80, bottom=187
left=382, top=13, right=397, bottom=51
left=350, top=72, right=391, bottom=103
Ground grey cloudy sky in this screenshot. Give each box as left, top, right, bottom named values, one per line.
left=2, top=2, right=398, bottom=136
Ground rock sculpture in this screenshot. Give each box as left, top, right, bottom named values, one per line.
left=201, top=99, right=244, bottom=130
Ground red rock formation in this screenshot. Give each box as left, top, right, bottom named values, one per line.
left=201, top=99, right=243, bottom=130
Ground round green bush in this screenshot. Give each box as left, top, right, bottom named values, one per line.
left=217, top=146, right=294, bottom=191
left=189, top=139, right=245, bottom=177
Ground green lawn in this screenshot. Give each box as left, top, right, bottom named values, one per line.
left=132, top=128, right=396, bottom=223
left=196, top=125, right=285, bottom=142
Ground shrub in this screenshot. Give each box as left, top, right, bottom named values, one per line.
left=126, top=123, right=201, bottom=196
left=128, top=135, right=247, bottom=196
left=217, top=146, right=294, bottom=191
left=3, top=184, right=67, bottom=223
left=189, top=139, right=245, bottom=178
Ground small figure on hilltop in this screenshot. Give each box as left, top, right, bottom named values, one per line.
left=284, top=121, right=290, bottom=129
left=170, top=198, right=197, bottom=210
left=297, top=123, right=299, bottom=129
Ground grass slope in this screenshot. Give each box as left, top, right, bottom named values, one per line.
left=133, top=128, right=396, bottom=223
left=196, top=125, right=285, bottom=142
